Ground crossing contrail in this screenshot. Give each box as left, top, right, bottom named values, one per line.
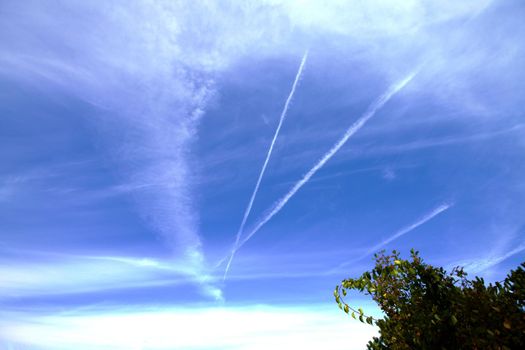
left=223, top=51, right=309, bottom=279
left=230, top=70, right=418, bottom=262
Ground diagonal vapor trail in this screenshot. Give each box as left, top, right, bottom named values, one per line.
left=228, top=70, right=419, bottom=265
left=463, top=240, right=525, bottom=273
left=223, top=51, right=309, bottom=279
left=335, top=203, right=452, bottom=269
left=362, top=203, right=452, bottom=258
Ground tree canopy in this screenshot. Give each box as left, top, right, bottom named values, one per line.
left=334, top=250, right=525, bottom=349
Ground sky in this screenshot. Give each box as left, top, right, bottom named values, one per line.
left=1, top=0, right=524, bottom=349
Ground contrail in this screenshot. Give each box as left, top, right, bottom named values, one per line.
left=359, top=203, right=452, bottom=261
left=223, top=51, right=309, bottom=279
left=461, top=240, right=525, bottom=273
left=232, top=70, right=418, bottom=261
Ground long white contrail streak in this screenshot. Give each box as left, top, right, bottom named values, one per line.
left=361, top=203, right=452, bottom=259
left=223, top=51, right=309, bottom=279
left=233, top=70, right=418, bottom=257
left=331, top=202, right=452, bottom=272
left=462, top=240, right=525, bottom=273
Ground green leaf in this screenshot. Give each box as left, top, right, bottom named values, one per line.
left=451, top=315, right=457, bottom=325
left=333, top=249, right=525, bottom=346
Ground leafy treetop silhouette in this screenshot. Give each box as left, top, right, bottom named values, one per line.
left=334, top=249, right=525, bottom=349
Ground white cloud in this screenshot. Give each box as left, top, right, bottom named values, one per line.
left=0, top=253, right=219, bottom=299
left=0, top=304, right=378, bottom=350
left=0, top=0, right=221, bottom=296
left=0, top=0, right=512, bottom=298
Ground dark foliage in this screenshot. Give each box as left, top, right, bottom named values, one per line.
left=334, top=250, right=525, bottom=349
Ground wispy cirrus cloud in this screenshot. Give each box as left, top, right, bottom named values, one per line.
left=0, top=1, right=221, bottom=297
left=0, top=251, right=221, bottom=299
left=1, top=0, right=518, bottom=304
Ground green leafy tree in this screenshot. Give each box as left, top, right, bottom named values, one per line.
left=334, top=250, right=525, bottom=349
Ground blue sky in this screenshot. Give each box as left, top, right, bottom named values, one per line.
left=1, top=1, right=525, bottom=349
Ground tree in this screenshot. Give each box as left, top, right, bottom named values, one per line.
left=334, top=250, right=525, bottom=349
